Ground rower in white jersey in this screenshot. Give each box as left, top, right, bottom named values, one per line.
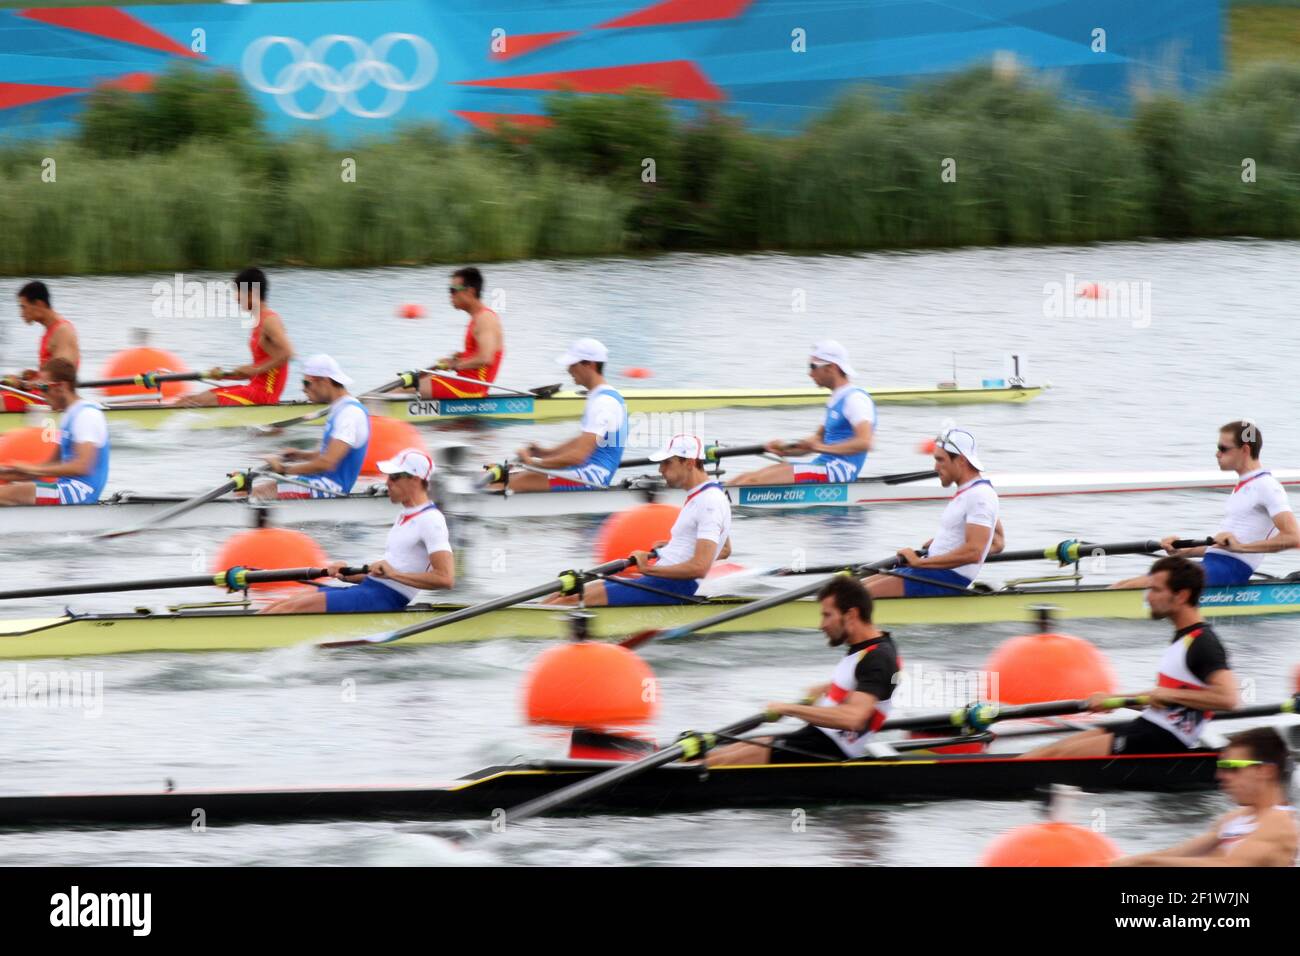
left=865, top=425, right=1003, bottom=598
left=487, top=338, right=626, bottom=493
left=729, top=340, right=875, bottom=486
left=1113, top=420, right=1297, bottom=590
left=261, top=449, right=453, bottom=615
left=546, top=434, right=732, bottom=607
left=254, top=354, right=370, bottom=500
left=1114, top=726, right=1297, bottom=867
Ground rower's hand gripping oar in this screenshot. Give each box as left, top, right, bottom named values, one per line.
left=93, top=469, right=262, bottom=540
left=318, top=555, right=647, bottom=649
left=881, top=696, right=1150, bottom=736
left=0, top=565, right=368, bottom=601
left=619, top=553, right=905, bottom=651
left=498, top=709, right=785, bottom=827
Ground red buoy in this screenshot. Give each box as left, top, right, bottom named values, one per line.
left=524, top=642, right=657, bottom=728
left=361, top=417, right=429, bottom=476
left=213, top=527, right=327, bottom=591
left=594, top=503, right=680, bottom=571
left=100, top=347, right=192, bottom=398
left=981, top=822, right=1119, bottom=867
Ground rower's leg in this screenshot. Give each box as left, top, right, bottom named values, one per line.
left=489, top=471, right=555, bottom=493
left=864, top=574, right=907, bottom=598
left=170, top=389, right=221, bottom=408
left=250, top=478, right=278, bottom=501
left=0, top=482, right=37, bottom=505
left=260, top=590, right=328, bottom=614
left=543, top=580, right=609, bottom=606
left=1107, top=575, right=1151, bottom=590
left=726, top=463, right=795, bottom=487
left=705, top=738, right=774, bottom=766
left=1017, top=728, right=1114, bottom=759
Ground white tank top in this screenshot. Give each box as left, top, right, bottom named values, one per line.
left=1217, top=806, right=1295, bottom=855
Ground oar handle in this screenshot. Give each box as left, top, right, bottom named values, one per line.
left=881, top=696, right=1149, bottom=733
left=77, top=371, right=207, bottom=389
left=0, top=564, right=358, bottom=601
left=617, top=443, right=769, bottom=470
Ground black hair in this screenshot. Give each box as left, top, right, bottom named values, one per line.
left=1225, top=726, right=1292, bottom=780
left=453, top=266, right=483, bottom=297
left=234, top=267, right=268, bottom=302
left=18, top=280, right=50, bottom=306
left=817, top=575, right=874, bottom=623
left=1149, top=554, right=1204, bottom=606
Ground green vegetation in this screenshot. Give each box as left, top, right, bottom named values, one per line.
left=1, top=60, right=1298, bottom=275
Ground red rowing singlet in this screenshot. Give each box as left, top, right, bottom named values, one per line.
left=214, top=308, right=288, bottom=406
left=425, top=308, right=503, bottom=399
left=39, top=318, right=76, bottom=369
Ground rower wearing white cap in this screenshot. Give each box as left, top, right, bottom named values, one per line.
left=262, top=448, right=453, bottom=614
left=546, top=434, right=732, bottom=607
left=729, top=340, right=875, bottom=487
left=254, top=354, right=370, bottom=500
left=491, top=337, right=626, bottom=493
left=867, top=425, right=1003, bottom=598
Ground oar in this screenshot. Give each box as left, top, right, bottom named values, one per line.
left=616, top=443, right=768, bottom=470
left=416, top=368, right=563, bottom=399
left=880, top=696, right=1150, bottom=735
left=500, top=709, right=782, bottom=825
left=984, top=694, right=1300, bottom=742
left=770, top=537, right=1215, bottom=577
left=0, top=565, right=367, bottom=601
left=250, top=370, right=421, bottom=432
left=619, top=553, right=903, bottom=651
left=77, top=371, right=212, bottom=390
left=0, top=381, right=47, bottom=403
left=94, top=470, right=259, bottom=540
left=318, top=556, right=642, bottom=648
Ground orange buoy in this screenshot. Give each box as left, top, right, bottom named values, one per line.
left=984, top=628, right=1116, bottom=704
left=981, top=822, right=1119, bottom=867
left=1076, top=282, right=1104, bottom=299
left=524, top=641, right=657, bottom=727
left=398, top=303, right=426, bottom=319
left=594, top=503, right=680, bottom=570
left=100, top=347, right=192, bottom=398
left=361, top=416, right=429, bottom=476
left=212, top=527, right=327, bottom=591
left=705, top=562, right=746, bottom=579
left=0, top=426, right=57, bottom=483
left=916, top=437, right=937, bottom=455
left=623, top=367, right=652, bottom=379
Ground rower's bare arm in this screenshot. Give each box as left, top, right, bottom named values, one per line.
left=647, top=539, right=721, bottom=579
left=1113, top=828, right=1222, bottom=865
left=990, top=519, right=1005, bottom=554
left=1148, top=669, right=1239, bottom=712
left=285, top=437, right=350, bottom=475
left=32, top=440, right=97, bottom=479
left=458, top=314, right=501, bottom=370
left=537, top=432, right=598, bottom=469
left=49, top=325, right=79, bottom=366
left=719, top=537, right=732, bottom=561
left=817, top=420, right=873, bottom=456
left=372, top=551, right=454, bottom=592
left=234, top=315, right=293, bottom=378
left=1160, top=535, right=1206, bottom=557
left=1234, top=511, right=1300, bottom=554
left=917, top=523, right=992, bottom=569
left=780, top=691, right=878, bottom=732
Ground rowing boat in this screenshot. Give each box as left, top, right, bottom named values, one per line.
left=0, top=383, right=1045, bottom=434
left=448, top=467, right=1300, bottom=520
left=10, top=466, right=1296, bottom=535
left=5, top=578, right=1300, bottom=659
left=0, top=751, right=1216, bottom=828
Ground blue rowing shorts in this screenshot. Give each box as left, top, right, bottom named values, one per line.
left=603, top=576, right=700, bottom=606
left=893, top=566, right=974, bottom=598
left=1200, top=552, right=1254, bottom=587
left=322, top=576, right=411, bottom=613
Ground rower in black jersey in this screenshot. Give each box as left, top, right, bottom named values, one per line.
left=1022, top=555, right=1239, bottom=759
left=705, top=575, right=900, bottom=766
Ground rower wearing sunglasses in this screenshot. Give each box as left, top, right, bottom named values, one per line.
left=1111, top=420, right=1297, bottom=590
left=254, top=354, right=370, bottom=500
left=728, top=340, right=875, bottom=487
left=418, top=266, right=504, bottom=400
left=864, top=425, right=1003, bottom=598
left=1023, top=555, right=1240, bottom=760
left=1113, top=726, right=1297, bottom=867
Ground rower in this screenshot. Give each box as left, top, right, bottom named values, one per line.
left=0, top=358, right=109, bottom=506
left=545, top=434, right=732, bottom=607
left=493, top=338, right=626, bottom=493
left=1113, top=727, right=1297, bottom=867
left=254, top=354, right=370, bottom=500
left=728, top=340, right=874, bottom=486
left=705, top=576, right=899, bottom=765
left=172, top=267, right=293, bottom=407
left=262, top=449, right=453, bottom=614
left=1112, top=420, right=1298, bottom=590
left=867, top=425, right=1003, bottom=598
left=1022, top=556, right=1239, bottom=760
left=418, top=266, right=503, bottom=399
left=3, top=281, right=79, bottom=412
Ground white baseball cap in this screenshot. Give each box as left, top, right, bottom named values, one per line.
left=935, top=426, right=983, bottom=471
left=377, top=448, right=435, bottom=480
left=649, top=433, right=708, bottom=462
left=556, top=337, right=609, bottom=367
left=810, top=340, right=855, bottom=377
left=301, top=354, right=353, bottom=387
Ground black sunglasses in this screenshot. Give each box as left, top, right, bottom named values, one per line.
left=449, top=284, right=468, bottom=294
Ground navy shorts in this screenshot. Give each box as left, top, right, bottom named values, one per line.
left=603, top=576, right=700, bottom=606
left=322, top=576, right=411, bottom=613
left=893, top=566, right=974, bottom=597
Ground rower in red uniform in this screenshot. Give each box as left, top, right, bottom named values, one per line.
left=3, top=281, right=79, bottom=411
left=1021, top=555, right=1239, bottom=760
left=1113, top=727, right=1298, bottom=867
left=172, top=267, right=293, bottom=407
left=704, top=576, right=900, bottom=766
left=418, top=267, right=503, bottom=399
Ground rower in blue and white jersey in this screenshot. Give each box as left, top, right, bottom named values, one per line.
left=547, top=434, right=732, bottom=608
left=491, top=338, right=627, bottom=493
left=729, top=340, right=875, bottom=487
left=867, top=425, right=1004, bottom=598
left=0, top=357, right=109, bottom=506
left=255, top=354, right=371, bottom=499
left=1112, top=420, right=1298, bottom=590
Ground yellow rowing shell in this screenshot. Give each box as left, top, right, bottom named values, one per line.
left=0, top=385, right=1044, bottom=434
left=2, top=580, right=1295, bottom=659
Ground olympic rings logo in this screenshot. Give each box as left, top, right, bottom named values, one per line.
left=814, top=488, right=843, bottom=501
left=242, top=34, right=437, bottom=120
